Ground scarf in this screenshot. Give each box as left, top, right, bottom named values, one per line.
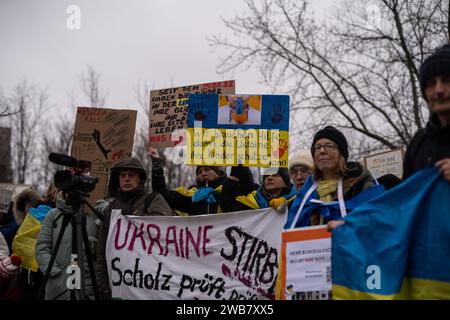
left=192, top=187, right=218, bottom=203
left=317, top=179, right=338, bottom=202
left=285, top=175, right=384, bottom=229
left=255, top=185, right=297, bottom=209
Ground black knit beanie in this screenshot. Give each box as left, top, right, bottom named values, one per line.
left=311, top=126, right=349, bottom=160
left=196, top=166, right=221, bottom=176
left=419, top=43, right=450, bottom=101
left=263, top=167, right=291, bottom=188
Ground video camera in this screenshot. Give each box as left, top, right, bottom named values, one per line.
left=48, top=153, right=99, bottom=194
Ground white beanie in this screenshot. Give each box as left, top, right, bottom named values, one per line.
left=289, top=150, right=314, bottom=171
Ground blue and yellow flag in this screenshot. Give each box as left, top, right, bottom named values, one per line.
left=186, top=94, right=290, bottom=168
left=12, top=205, right=52, bottom=272
left=332, top=167, right=450, bottom=299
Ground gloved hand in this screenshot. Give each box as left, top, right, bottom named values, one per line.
left=0, top=256, right=21, bottom=284
left=229, top=165, right=243, bottom=180
left=229, top=165, right=253, bottom=181
left=269, top=198, right=288, bottom=214
left=95, top=199, right=110, bottom=215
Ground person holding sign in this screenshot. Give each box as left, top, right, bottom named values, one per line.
left=220, top=165, right=296, bottom=213
left=403, top=43, right=450, bottom=182
left=149, top=147, right=227, bottom=216
left=285, top=126, right=383, bottom=230
left=95, top=157, right=173, bottom=299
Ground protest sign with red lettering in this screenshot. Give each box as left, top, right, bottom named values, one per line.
left=149, top=80, right=235, bottom=149
left=106, top=208, right=283, bottom=300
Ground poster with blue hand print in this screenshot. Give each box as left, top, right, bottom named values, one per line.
left=186, top=94, right=290, bottom=168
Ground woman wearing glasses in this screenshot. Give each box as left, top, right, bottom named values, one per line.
left=284, top=126, right=383, bottom=230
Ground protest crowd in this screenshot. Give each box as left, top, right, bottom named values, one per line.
left=0, top=43, right=449, bottom=301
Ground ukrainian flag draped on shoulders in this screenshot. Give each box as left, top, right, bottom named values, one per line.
left=236, top=185, right=297, bottom=210
left=285, top=175, right=384, bottom=229
left=332, top=167, right=450, bottom=299
left=12, top=204, right=53, bottom=272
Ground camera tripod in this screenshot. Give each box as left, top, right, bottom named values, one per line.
left=37, top=192, right=101, bottom=300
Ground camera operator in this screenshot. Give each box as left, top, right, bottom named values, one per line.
left=35, top=189, right=98, bottom=300
left=95, top=157, right=173, bottom=300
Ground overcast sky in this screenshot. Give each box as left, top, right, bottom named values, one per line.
left=0, top=0, right=333, bottom=115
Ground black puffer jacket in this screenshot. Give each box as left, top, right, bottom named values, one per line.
left=403, top=114, right=450, bottom=180
left=151, top=158, right=226, bottom=215
left=340, top=162, right=377, bottom=199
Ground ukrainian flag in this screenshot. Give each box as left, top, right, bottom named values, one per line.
left=12, top=205, right=52, bottom=272
left=332, top=167, right=450, bottom=299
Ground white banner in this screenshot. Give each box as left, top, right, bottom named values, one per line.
left=106, top=208, right=285, bottom=300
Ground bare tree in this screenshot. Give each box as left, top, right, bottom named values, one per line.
left=2, top=80, right=51, bottom=184
left=80, top=65, right=107, bottom=107
left=0, top=102, right=22, bottom=118
left=40, top=114, right=74, bottom=187
left=210, top=0, right=449, bottom=155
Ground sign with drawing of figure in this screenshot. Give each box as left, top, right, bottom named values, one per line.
left=217, top=95, right=262, bottom=125
left=186, top=94, right=290, bottom=168
left=71, top=107, right=137, bottom=206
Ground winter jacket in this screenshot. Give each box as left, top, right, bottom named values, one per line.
left=0, top=207, right=18, bottom=253
left=0, top=231, right=20, bottom=299
left=220, top=166, right=294, bottom=212
left=403, top=114, right=450, bottom=180
left=285, top=161, right=381, bottom=229
left=96, top=157, right=174, bottom=299
left=151, top=157, right=227, bottom=215
left=35, top=198, right=97, bottom=300
left=95, top=189, right=173, bottom=299
left=0, top=232, right=8, bottom=257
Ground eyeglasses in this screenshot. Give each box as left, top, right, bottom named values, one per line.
left=290, top=167, right=311, bottom=176
left=312, top=143, right=338, bottom=153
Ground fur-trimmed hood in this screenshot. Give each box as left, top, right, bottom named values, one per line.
left=13, top=189, right=43, bottom=226
left=106, top=157, right=148, bottom=198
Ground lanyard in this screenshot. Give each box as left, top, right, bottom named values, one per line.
left=288, top=177, right=346, bottom=229
left=289, top=181, right=317, bottom=229
left=337, top=177, right=347, bottom=217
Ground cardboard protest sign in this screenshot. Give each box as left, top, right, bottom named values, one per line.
left=280, top=226, right=331, bottom=300
left=363, top=148, right=405, bottom=179
left=0, top=183, right=31, bottom=214
left=71, top=107, right=137, bottom=206
left=186, top=94, right=290, bottom=168
left=149, top=80, right=235, bottom=149
left=106, top=208, right=284, bottom=300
